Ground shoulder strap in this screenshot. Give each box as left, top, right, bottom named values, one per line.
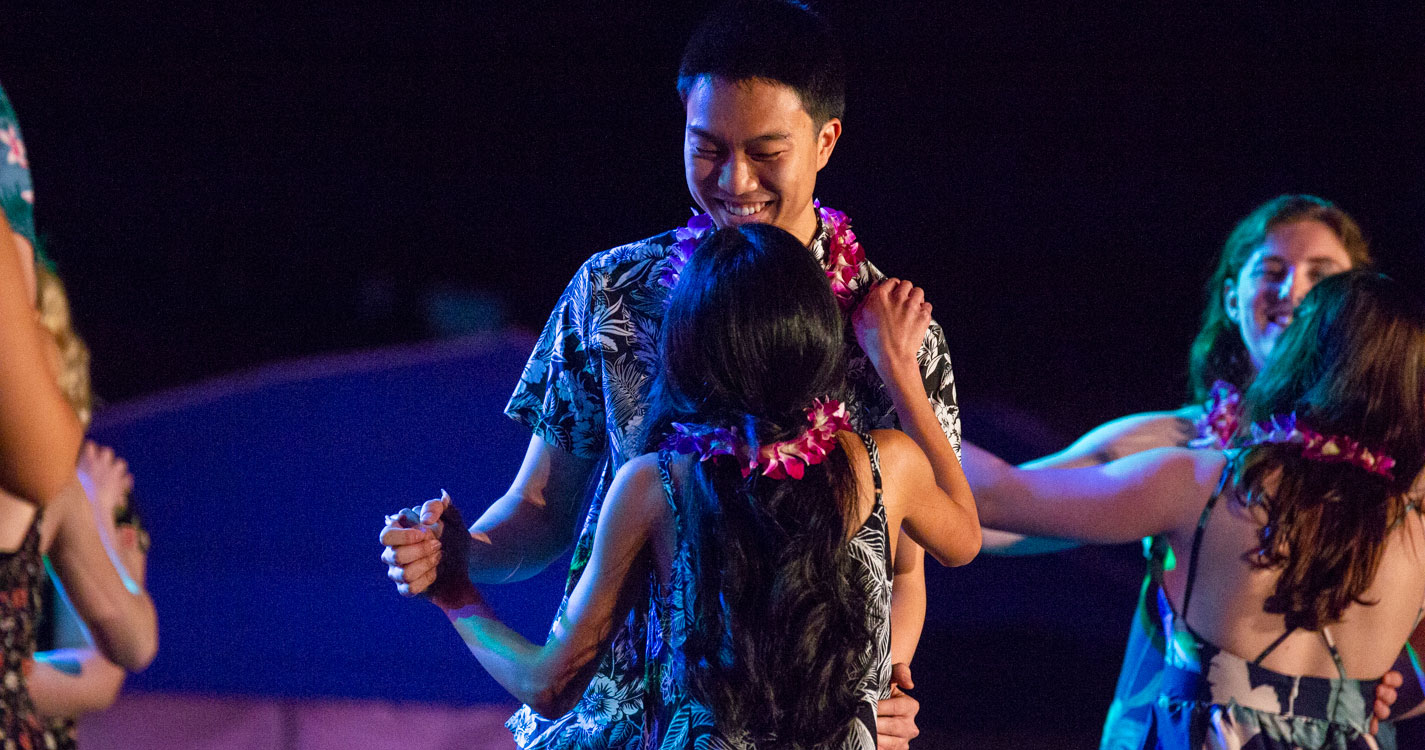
left=857, top=432, right=890, bottom=573
left=1252, top=627, right=1297, bottom=665
left=1181, top=456, right=1235, bottom=624
left=858, top=432, right=884, bottom=506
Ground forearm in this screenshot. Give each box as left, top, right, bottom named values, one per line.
left=50, top=484, right=157, bottom=670
left=29, top=649, right=126, bottom=717
left=466, top=491, right=578, bottom=584
left=888, top=538, right=925, bottom=665
left=439, top=583, right=588, bottom=717
left=963, top=443, right=1078, bottom=554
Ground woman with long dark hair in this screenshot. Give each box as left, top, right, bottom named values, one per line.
left=961, top=194, right=1406, bottom=747
left=402, top=224, right=979, bottom=748
left=974, top=270, right=1425, bottom=747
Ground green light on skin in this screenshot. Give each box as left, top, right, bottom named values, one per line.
left=1142, top=536, right=1177, bottom=572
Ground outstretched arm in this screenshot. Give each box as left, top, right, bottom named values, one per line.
left=425, top=456, right=662, bottom=717
left=973, top=446, right=1216, bottom=545
left=969, top=410, right=1198, bottom=554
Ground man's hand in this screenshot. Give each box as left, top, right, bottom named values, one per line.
left=380, top=494, right=450, bottom=597
left=1372, top=668, right=1403, bottom=735
left=853, top=279, right=932, bottom=381
left=877, top=662, right=920, bottom=750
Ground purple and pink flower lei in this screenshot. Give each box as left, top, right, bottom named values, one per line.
left=1191, top=380, right=1243, bottom=450
left=658, top=201, right=865, bottom=310
left=660, top=398, right=853, bottom=480
left=1243, top=412, right=1397, bottom=480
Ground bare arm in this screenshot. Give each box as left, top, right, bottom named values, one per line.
left=382, top=435, right=597, bottom=595
left=45, top=446, right=156, bottom=671
left=466, top=436, right=599, bottom=583
left=0, top=220, right=82, bottom=508
left=854, top=279, right=981, bottom=567
left=973, top=446, right=1217, bottom=545
left=888, top=531, right=924, bottom=665
left=434, top=456, right=660, bottom=716
left=970, top=411, right=1199, bottom=554
left=30, top=648, right=126, bottom=717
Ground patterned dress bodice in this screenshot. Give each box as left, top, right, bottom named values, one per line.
left=1148, top=460, right=1399, bottom=750
left=643, top=436, right=892, bottom=749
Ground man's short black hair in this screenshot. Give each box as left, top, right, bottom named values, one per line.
left=677, top=0, right=846, bottom=125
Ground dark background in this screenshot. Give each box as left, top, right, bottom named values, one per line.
left=1, top=3, right=1421, bottom=431
left=3, top=3, right=1424, bottom=744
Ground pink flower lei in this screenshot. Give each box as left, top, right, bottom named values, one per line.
left=1243, top=412, right=1397, bottom=480
left=658, top=201, right=866, bottom=310
left=660, top=398, right=853, bottom=480
left=1190, top=380, right=1243, bottom=449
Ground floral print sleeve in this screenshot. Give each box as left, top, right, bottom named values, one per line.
left=846, top=260, right=962, bottom=459
left=916, top=321, right=962, bottom=459
left=505, top=260, right=608, bottom=460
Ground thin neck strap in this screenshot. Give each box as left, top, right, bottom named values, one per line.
left=1180, top=456, right=1235, bottom=624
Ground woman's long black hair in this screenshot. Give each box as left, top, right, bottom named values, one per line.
left=640, top=224, right=871, bottom=747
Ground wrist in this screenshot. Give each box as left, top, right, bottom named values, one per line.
left=881, top=356, right=923, bottom=390
left=434, top=579, right=481, bottom=615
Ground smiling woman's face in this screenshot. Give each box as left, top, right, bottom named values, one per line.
left=1225, top=218, right=1354, bottom=372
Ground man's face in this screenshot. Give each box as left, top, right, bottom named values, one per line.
left=683, top=75, right=840, bottom=245
left=1224, top=218, right=1354, bottom=371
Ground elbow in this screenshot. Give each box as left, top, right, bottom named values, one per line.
left=92, top=614, right=158, bottom=672
left=78, top=663, right=127, bottom=713
left=122, top=632, right=158, bottom=672
left=523, top=664, right=586, bottom=718
left=930, top=526, right=982, bottom=568
left=528, top=683, right=579, bottom=719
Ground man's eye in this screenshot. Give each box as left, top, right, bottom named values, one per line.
left=749, top=151, right=785, bottom=161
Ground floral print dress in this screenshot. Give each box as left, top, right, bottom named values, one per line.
left=0, top=518, right=49, bottom=750
left=1149, top=459, right=1405, bottom=750
left=643, top=434, right=892, bottom=749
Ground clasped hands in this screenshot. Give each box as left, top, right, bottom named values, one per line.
left=379, top=491, right=472, bottom=608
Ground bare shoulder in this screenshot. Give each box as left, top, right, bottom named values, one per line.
left=865, top=428, right=930, bottom=476
left=607, top=453, right=670, bottom=520
left=866, top=428, right=920, bottom=460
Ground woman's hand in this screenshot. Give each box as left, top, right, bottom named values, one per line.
left=76, top=442, right=146, bottom=584
left=77, top=441, right=133, bottom=526
left=853, top=278, right=932, bottom=382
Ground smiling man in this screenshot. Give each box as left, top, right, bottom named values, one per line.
left=381, top=2, right=964, bottom=748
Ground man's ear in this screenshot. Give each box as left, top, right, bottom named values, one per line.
left=815, top=118, right=841, bottom=171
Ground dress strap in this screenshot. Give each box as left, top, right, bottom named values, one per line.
left=1180, top=455, right=1235, bottom=624
left=857, top=432, right=890, bottom=573
left=858, top=432, right=884, bottom=507
left=1252, top=627, right=1297, bottom=665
